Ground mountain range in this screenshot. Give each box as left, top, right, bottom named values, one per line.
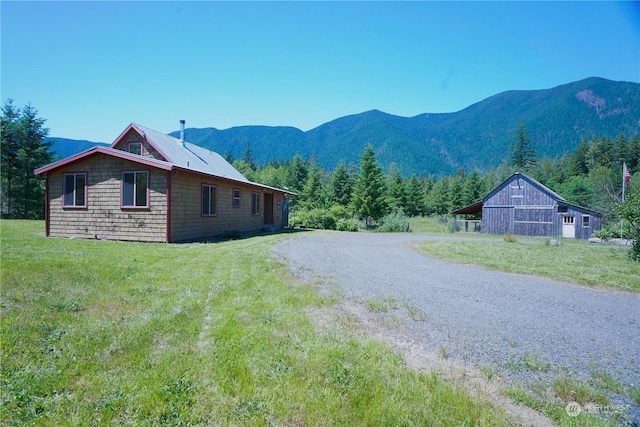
left=49, top=77, right=640, bottom=176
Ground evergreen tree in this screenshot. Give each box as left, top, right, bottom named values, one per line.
left=1, top=100, right=53, bottom=219
left=243, top=142, right=257, bottom=171
left=428, top=178, right=450, bottom=215
left=388, top=168, right=408, bottom=211
left=406, top=175, right=424, bottom=217
left=627, top=134, right=639, bottom=173
left=286, top=155, right=308, bottom=194
left=448, top=178, right=464, bottom=212
left=510, top=122, right=537, bottom=172
left=300, top=163, right=325, bottom=210
left=223, top=150, right=234, bottom=163
left=349, top=144, right=388, bottom=222
left=328, top=161, right=353, bottom=206
left=461, top=170, right=482, bottom=206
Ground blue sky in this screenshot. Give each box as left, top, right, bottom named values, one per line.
left=2, top=1, right=639, bottom=143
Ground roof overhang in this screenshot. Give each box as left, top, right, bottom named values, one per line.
left=452, top=201, right=483, bottom=215
left=34, top=146, right=173, bottom=176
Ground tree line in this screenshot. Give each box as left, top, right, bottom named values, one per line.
left=2, top=100, right=638, bottom=244
left=1, top=100, right=53, bottom=219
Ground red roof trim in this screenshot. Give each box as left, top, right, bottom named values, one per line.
left=34, top=147, right=173, bottom=175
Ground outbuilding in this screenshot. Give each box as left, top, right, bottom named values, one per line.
left=34, top=122, right=293, bottom=242
left=453, top=172, right=601, bottom=239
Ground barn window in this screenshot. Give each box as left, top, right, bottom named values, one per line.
left=63, top=173, right=87, bottom=208
left=232, top=189, right=241, bottom=208
left=122, top=171, right=148, bottom=208
left=558, top=205, right=568, bottom=213
left=202, top=184, right=218, bottom=216
left=583, top=215, right=590, bottom=227
left=129, top=143, right=142, bottom=155
left=251, top=192, right=261, bottom=215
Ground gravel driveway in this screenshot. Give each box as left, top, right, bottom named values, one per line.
left=272, top=231, right=640, bottom=419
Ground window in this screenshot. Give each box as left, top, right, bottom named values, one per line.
left=558, top=205, right=568, bottom=213
left=583, top=215, right=590, bottom=228
left=129, top=143, right=142, bottom=155
left=232, top=189, right=241, bottom=208
left=202, top=184, right=218, bottom=216
left=252, top=192, right=261, bottom=215
left=63, top=173, right=87, bottom=207
left=122, top=171, right=148, bottom=207
left=563, top=216, right=574, bottom=225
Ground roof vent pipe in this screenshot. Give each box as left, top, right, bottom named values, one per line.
left=179, top=120, right=185, bottom=147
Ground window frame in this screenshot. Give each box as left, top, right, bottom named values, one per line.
left=232, top=188, right=241, bottom=208
left=251, top=192, right=261, bottom=216
left=582, top=215, right=590, bottom=228
left=202, top=184, right=218, bottom=217
left=62, top=172, right=88, bottom=208
left=129, top=142, right=143, bottom=156
left=121, top=170, right=150, bottom=209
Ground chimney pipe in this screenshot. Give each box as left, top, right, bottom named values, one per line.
left=179, top=120, right=185, bottom=147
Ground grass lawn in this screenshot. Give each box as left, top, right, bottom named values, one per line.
left=1, top=220, right=511, bottom=426
left=415, top=237, right=640, bottom=293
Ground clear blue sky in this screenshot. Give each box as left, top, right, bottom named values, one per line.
left=2, top=1, right=639, bottom=143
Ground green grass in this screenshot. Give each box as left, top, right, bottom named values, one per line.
left=415, top=238, right=640, bottom=292
left=1, top=220, right=511, bottom=426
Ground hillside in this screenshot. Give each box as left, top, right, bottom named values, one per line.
left=47, top=138, right=109, bottom=160
left=50, top=77, right=640, bottom=175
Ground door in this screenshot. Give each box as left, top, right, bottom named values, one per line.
left=264, top=194, right=274, bottom=225
left=562, top=216, right=575, bottom=238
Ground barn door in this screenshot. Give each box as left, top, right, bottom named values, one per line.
left=562, top=216, right=575, bottom=238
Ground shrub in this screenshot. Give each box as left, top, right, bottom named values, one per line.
left=593, top=222, right=633, bottom=240
left=630, top=229, right=640, bottom=262
left=376, top=209, right=410, bottom=233
left=290, top=209, right=337, bottom=230
left=336, top=218, right=360, bottom=232
left=329, top=205, right=351, bottom=220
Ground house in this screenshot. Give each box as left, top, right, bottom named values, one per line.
left=452, top=172, right=601, bottom=239
left=34, top=121, right=293, bottom=243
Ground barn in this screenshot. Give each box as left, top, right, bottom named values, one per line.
left=453, top=172, right=601, bottom=239
left=34, top=122, right=293, bottom=243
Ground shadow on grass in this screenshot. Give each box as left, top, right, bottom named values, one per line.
left=175, top=227, right=311, bottom=245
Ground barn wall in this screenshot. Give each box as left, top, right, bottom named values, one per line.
left=169, top=171, right=286, bottom=242
left=482, top=175, right=559, bottom=237
left=482, top=207, right=514, bottom=235
left=563, top=207, right=600, bottom=239
left=481, top=175, right=601, bottom=239
left=47, top=154, right=168, bottom=242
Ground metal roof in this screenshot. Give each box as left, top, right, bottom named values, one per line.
left=36, top=123, right=295, bottom=195
left=129, top=123, right=250, bottom=183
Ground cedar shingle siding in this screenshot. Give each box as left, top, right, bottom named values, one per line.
left=47, top=154, right=168, bottom=242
